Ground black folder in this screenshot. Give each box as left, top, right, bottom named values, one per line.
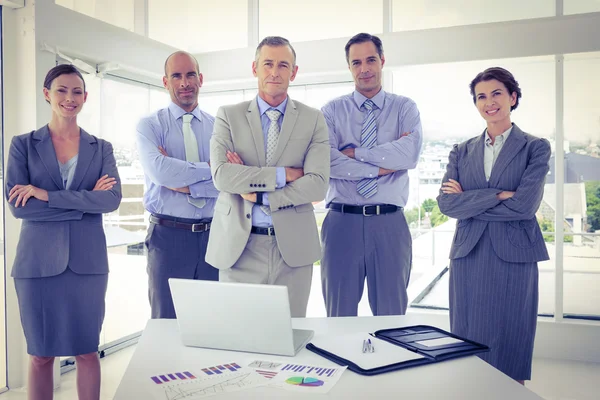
left=306, top=325, right=489, bottom=376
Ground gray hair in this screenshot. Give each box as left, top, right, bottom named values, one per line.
left=255, top=36, right=297, bottom=66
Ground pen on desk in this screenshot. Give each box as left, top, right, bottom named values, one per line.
left=368, top=338, right=375, bottom=353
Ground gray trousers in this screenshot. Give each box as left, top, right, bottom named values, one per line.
left=219, top=234, right=313, bottom=317
left=321, top=209, right=412, bottom=317
left=146, top=218, right=219, bottom=319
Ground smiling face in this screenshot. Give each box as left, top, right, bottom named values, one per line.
left=348, top=41, right=385, bottom=98
left=163, top=52, right=203, bottom=112
left=43, top=73, right=87, bottom=120
left=474, top=79, right=516, bottom=129
left=252, top=44, right=298, bottom=107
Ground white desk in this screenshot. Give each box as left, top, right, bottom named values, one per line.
left=114, top=315, right=543, bottom=399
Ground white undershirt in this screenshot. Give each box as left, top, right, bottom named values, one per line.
left=484, top=126, right=512, bottom=181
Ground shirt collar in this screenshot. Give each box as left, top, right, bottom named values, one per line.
left=168, top=101, right=203, bottom=122
left=353, top=88, right=385, bottom=110
left=257, top=96, right=288, bottom=116
left=485, top=125, right=513, bottom=145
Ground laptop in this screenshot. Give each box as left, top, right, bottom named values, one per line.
left=168, top=278, right=314, bottom=356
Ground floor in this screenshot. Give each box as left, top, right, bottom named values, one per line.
left=1, top=345, right=599, bottom=399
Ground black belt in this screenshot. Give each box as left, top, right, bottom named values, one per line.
left=149, top=215, right=211, bottom=232
left=251, top=226, right=276, bottom=236
left=328, top=202, right=402, bottom=216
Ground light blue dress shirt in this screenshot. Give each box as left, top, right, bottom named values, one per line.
left=59, top=155, right=79, bottom=190
left=322, top=89, right=423, bottom=207
left=252, top=96, right=287, bottom=227
left=137, top=102, right=217, bottom=220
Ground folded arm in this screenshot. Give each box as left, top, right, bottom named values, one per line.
left=137, top=119, right=213, bottom=189
left=323, top=105, right=379, bottom=181
left=5, top=136, right=84, bottom=221
left=437, top=144, right=502, bottom=219
left=472, top=138, right=551, bottom=222
left=267, top=113, right=330, bottom=210
left=210, top=107, right=279, bottom=194
left=354, top=102, right=423, bottom=170
left=47, top=141, right=123, bottom=213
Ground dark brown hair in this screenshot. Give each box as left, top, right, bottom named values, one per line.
left=345, top=33, right=384, bottom=64
left=469, top=67, right=521, bottom=111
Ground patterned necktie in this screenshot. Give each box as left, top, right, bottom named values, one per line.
left=261, top=109, right=282, bottom=215
left=356, top=100, right=378, bottom=198
left=182, top=113, right=206, bottom=208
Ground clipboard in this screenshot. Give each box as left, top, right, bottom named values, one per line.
left=306, top=325, right=489, bottom=376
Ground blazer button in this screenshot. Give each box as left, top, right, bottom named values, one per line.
left=246, top=213, right=251, bottom=219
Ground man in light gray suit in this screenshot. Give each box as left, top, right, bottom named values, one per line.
left=206, top=36, right=330, bottom=317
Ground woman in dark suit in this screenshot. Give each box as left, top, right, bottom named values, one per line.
left=437, top=67, right=551, bottom=383
left=6, top=64, right=122, bottom=400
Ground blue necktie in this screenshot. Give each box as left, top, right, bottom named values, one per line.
left=357, top=100, right=378, bottom=198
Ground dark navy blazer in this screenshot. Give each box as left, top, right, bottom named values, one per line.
left=5, top=125, right=122, bottom=278
left=437, top=124, right=551, bottom=263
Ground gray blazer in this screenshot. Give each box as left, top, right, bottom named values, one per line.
left=206, top=97, right=330, bottom=269
left=437, top=124, right=550, bottom=263
left=6, top=126, right=122, bottom=278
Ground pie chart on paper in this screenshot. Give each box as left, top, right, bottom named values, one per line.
left=285, top=376, right=325, bottom=387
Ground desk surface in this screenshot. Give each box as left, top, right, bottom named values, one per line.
left=114, top=315, right=543, bottom=399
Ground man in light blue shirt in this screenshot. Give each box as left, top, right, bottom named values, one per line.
left=321, top=33, right=423, bottom=317
left=137, top=51, right=218, bottom=318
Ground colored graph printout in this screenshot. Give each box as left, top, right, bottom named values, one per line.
left=286, top=376, right=325, bottom=387
left=248, top=360, right=347, bottom=394
left=149, top=363, right=268, bottom=400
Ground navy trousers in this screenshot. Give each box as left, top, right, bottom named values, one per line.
left=145, top=216, right=218, bottom=319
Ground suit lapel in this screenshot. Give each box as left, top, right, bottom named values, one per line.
left=270, top=97, right=298, bottom=166
left=246, top=100, right=266, bottom=167
left=467, top=130, right=488, bottom=188
left=34, top=126, right=63, bottom=189
left=70, top=128, right=97, bottom=190
left=488, top=124, right=526, bottom=187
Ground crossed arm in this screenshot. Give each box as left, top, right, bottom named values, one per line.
left=325, top=103, right=422, bottom=180
left=6, top=138, right=122, bottom=221
left=437, top=139, right=551, bottom=221
left=210, top=107, right=330, bottom=209
left=136, top=119, right=218, bottom=199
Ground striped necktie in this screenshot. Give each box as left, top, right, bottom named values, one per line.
left=356, top=99, right=378, bottom=198
left=261, top=109, right=282, bottom=215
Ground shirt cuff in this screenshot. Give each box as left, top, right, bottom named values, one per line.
left=276, top=167, right=286, bottom=189
left=189, top=180, right=208, bottom=198
left=354, top=147, right=370, bottom=163
left=263, top=193, right=270, bottom=206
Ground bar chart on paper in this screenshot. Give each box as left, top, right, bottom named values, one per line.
left=147, top=362, right=269, bottom=400
left=280, top=363, right=340, bottom=377
left=247, top=360, right=347, bottom=394
left=149, top=371, right=196, bottom=384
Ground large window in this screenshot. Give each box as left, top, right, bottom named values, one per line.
left=562, top=51, right=600, bottom=319
left=392, top=56, right=558, bottom=316
left=148, top=0, right=248, bottom=53
left=78, top=76, right=169, bottom=348
left=260, top=0, right=383, bottom=43
left=564, top=0, right=600, bottom=15
left=392, top=0, right=554, bottom=31
left=55, top=0, right=135, bottom=32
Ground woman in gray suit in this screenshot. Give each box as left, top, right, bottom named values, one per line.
left=437, top=67, right=551, bottom=384
left=6, top=64, right=121, bottom=400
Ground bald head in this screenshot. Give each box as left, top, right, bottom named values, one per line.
left=164, top=51, right=200, bottom=77
left=163, top=51, right=203, bottom=112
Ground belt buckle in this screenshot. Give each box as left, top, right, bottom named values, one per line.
left=363, top=205, right=380, bottom=217
left=192, top=223, right=207, bottom=232
left=267, top=227, right=275, bottom=236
